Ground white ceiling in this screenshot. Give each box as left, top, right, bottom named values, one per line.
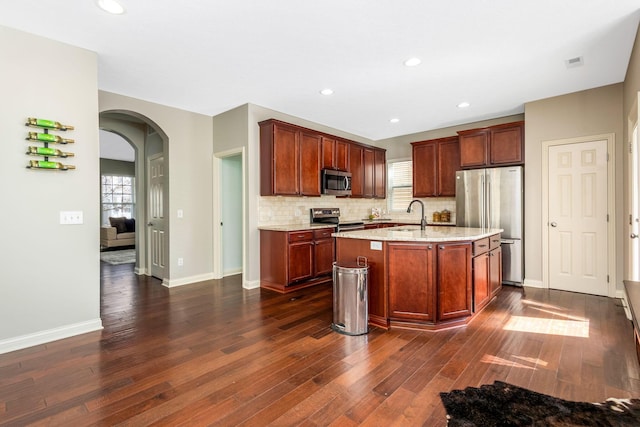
left=2, top=1, right=639, bottom=140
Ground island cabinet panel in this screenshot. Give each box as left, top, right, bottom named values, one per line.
left=473, top=252, right=491, bottom=312
left=335, top=237, right=388, bottom=329
left=489, top=245, right=502, bottom=297
left=388, top=243, right=435, bottom=322
left=437, top=242, right=472, bottom=321
left=288, top=240, right=314, bottom=283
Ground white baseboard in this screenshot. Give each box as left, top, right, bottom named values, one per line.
left=162, top=273, right=216, bottom=288
left=134, top=266, right=147, bottom=275
left=223, top=268, right=242, bottom=277
left=243, top=279, right=260, bottom=290
left=0, top=318, right=103, bottom=355
left=618, top=289, right=632, bottom=320
left=523, top=279, right=545, bottom=288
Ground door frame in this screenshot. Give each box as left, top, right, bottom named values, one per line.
left=541, top=133, right=616, bottom=297
left=212, top=147, right=246, bottom=281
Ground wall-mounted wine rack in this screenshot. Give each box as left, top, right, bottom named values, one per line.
left=25, top=117, right=76, bottom=171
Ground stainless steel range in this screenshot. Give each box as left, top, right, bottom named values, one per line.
left=310, top=208, right=365, bottom=232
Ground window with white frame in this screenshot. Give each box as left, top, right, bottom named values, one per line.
left=387, top=159, right=413, bottom=212
left=101, top=175, right=135, bottom=225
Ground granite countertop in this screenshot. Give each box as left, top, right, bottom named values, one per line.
left=258, top=223, right=336, bottom=232
left=333, top=225, right=502, bottom=242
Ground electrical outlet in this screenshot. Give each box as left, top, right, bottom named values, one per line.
left=177, top=257, right=184, bottom=266
left=60, top=211, right=83, bottom=225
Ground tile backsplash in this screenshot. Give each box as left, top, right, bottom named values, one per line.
left=258, top=196, right=456, bottom=225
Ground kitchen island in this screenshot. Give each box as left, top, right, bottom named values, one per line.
left=333, top=225, right=503, bottom=331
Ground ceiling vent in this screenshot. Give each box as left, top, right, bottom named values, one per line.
left=565, top=56, right=584, bottom=69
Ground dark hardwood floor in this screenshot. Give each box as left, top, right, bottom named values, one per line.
left=1, top=263, right=639, bottom=426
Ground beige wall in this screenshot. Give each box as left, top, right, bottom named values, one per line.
left=378, top=114, right=525, bottom=160
left=99, top=91, right=215, bottom=286
left=0, top=26, right=101, bottom=352
left=524, top=84, right=624, bottom=288
left=623, top=23, right=640, bottom=280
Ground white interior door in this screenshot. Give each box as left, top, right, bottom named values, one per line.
left=148, top=154, right=166, bottom=280
left=548, top=139, right=608, bottom=295
left=630, top=125, right=640, bottom=281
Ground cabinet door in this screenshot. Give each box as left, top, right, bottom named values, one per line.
left=314, top=238, right=335, bottom=276
left=437, top=242, right=472, bottom=321
left=335, top=140, right=350, bottom=171
left=321, top=136, right=336, bottom=170
left=350, top=144, right=364, bottom=197
left=437, top=138, right=460, bottom=196
left=490, top=123, right=523, bottom=165
left=489, top=246, right=502, bottom=297
left=374, top=149, right=386, bottom=198
left=288, top=241, right=314, bottom=284
left=458, top=130, right=488, bottom=168
left=272, top=124, right=300, bottom=195
left=413, top=142, right=437, bottom=197
left=473, top=252, right=490, bottom=312
left=363, top=148, right=375, bottom=198
left=388, top=243, right=435, bottom=321
left=300, top=131, right=321, bottom=196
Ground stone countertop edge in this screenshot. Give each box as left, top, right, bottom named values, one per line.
left=332, top=226, right=503, bottom=242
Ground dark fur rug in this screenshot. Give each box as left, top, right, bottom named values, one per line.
left=440, top=381, right=640, bottom=426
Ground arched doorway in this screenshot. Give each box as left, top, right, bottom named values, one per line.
left=99, top=111, right=169, bottom=281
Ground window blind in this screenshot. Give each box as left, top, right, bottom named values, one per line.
left=388, top=160, right=413, bottom=211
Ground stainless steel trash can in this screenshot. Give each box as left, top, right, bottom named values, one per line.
left=332, top=256, right=369, bottom=335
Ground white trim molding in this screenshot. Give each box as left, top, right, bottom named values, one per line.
left=0, top=319, right=103, bottom=355
left=243, top=279, right=260, bottom=290
left=523, top=279, right=545, bottom=289
left=162, top=273, right=217, bottom=288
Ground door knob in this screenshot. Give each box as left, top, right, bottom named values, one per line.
left=632, top=233, right=639, bottom=239
left=550, top=222, right=557, bottom=227
left=147, top=222, right=154, bottom=226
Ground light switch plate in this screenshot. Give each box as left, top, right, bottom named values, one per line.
left=60, top=211, right=83, bottom=225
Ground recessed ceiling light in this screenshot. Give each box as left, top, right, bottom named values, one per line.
left=457, top=102, right=471, bottom=109
left=404, top=57, right=421, bottom=67
left=97, top=0, right=125, bottom=15
left=390, top=118, right=400, bottom=124
left=320, top=88, right=334, bottom=96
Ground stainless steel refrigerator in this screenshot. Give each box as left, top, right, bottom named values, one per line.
left=455, top=166, right=523, bottom=285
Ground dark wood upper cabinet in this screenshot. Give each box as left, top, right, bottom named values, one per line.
left=299, top=131, right=321, bottom=196
left=260, top=119, right=383, bottom=198
left=458, top=121, right=524, bottom=168
left=412, top=136, right=459, bottom=197
left=321, top=137, right=349, bottom=171
left=374, top=148, right=386, bottom=198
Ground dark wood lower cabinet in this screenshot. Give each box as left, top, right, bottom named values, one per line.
left=473, top=252, right=491, bottom=312
left=388, top=243, right=435, bottom=322
left=489, top=246, right=502, bottom=297
left=260, top=228, right=335, bottom=293
left=437, top=242, right=472, bottom=321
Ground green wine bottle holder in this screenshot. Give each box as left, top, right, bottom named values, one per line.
left=25, top=117, right=76, bottom=170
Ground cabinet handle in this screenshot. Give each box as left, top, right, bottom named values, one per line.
left=439, top=245, right=444, bottom=250
left=478, top=244, right=487, bottom=248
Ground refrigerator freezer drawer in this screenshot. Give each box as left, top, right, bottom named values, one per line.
left=501, top=238, right=523, bottom=284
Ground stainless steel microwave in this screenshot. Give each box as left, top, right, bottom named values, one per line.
left=321, top=169, right=352, bottom=196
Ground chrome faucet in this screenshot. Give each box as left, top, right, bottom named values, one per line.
left=407, top=199, right=427, bottom=230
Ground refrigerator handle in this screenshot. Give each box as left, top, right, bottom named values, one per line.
left=486, top=178, right=491, bottom=229
left=480, top=174, right=485, bottom=229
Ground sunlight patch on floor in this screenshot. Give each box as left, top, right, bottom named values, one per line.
left=503, top=315, right=589, bottom=338
left=480, top=354, right=537, bottom=370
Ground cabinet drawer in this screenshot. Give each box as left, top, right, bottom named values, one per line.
left=313, top=228, right=334, bottom=240
left=473, top=238, right=490, bottom=256
left=288, top=231, right=313, bottom=243
left=489, top=234, right=501, bottom=250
